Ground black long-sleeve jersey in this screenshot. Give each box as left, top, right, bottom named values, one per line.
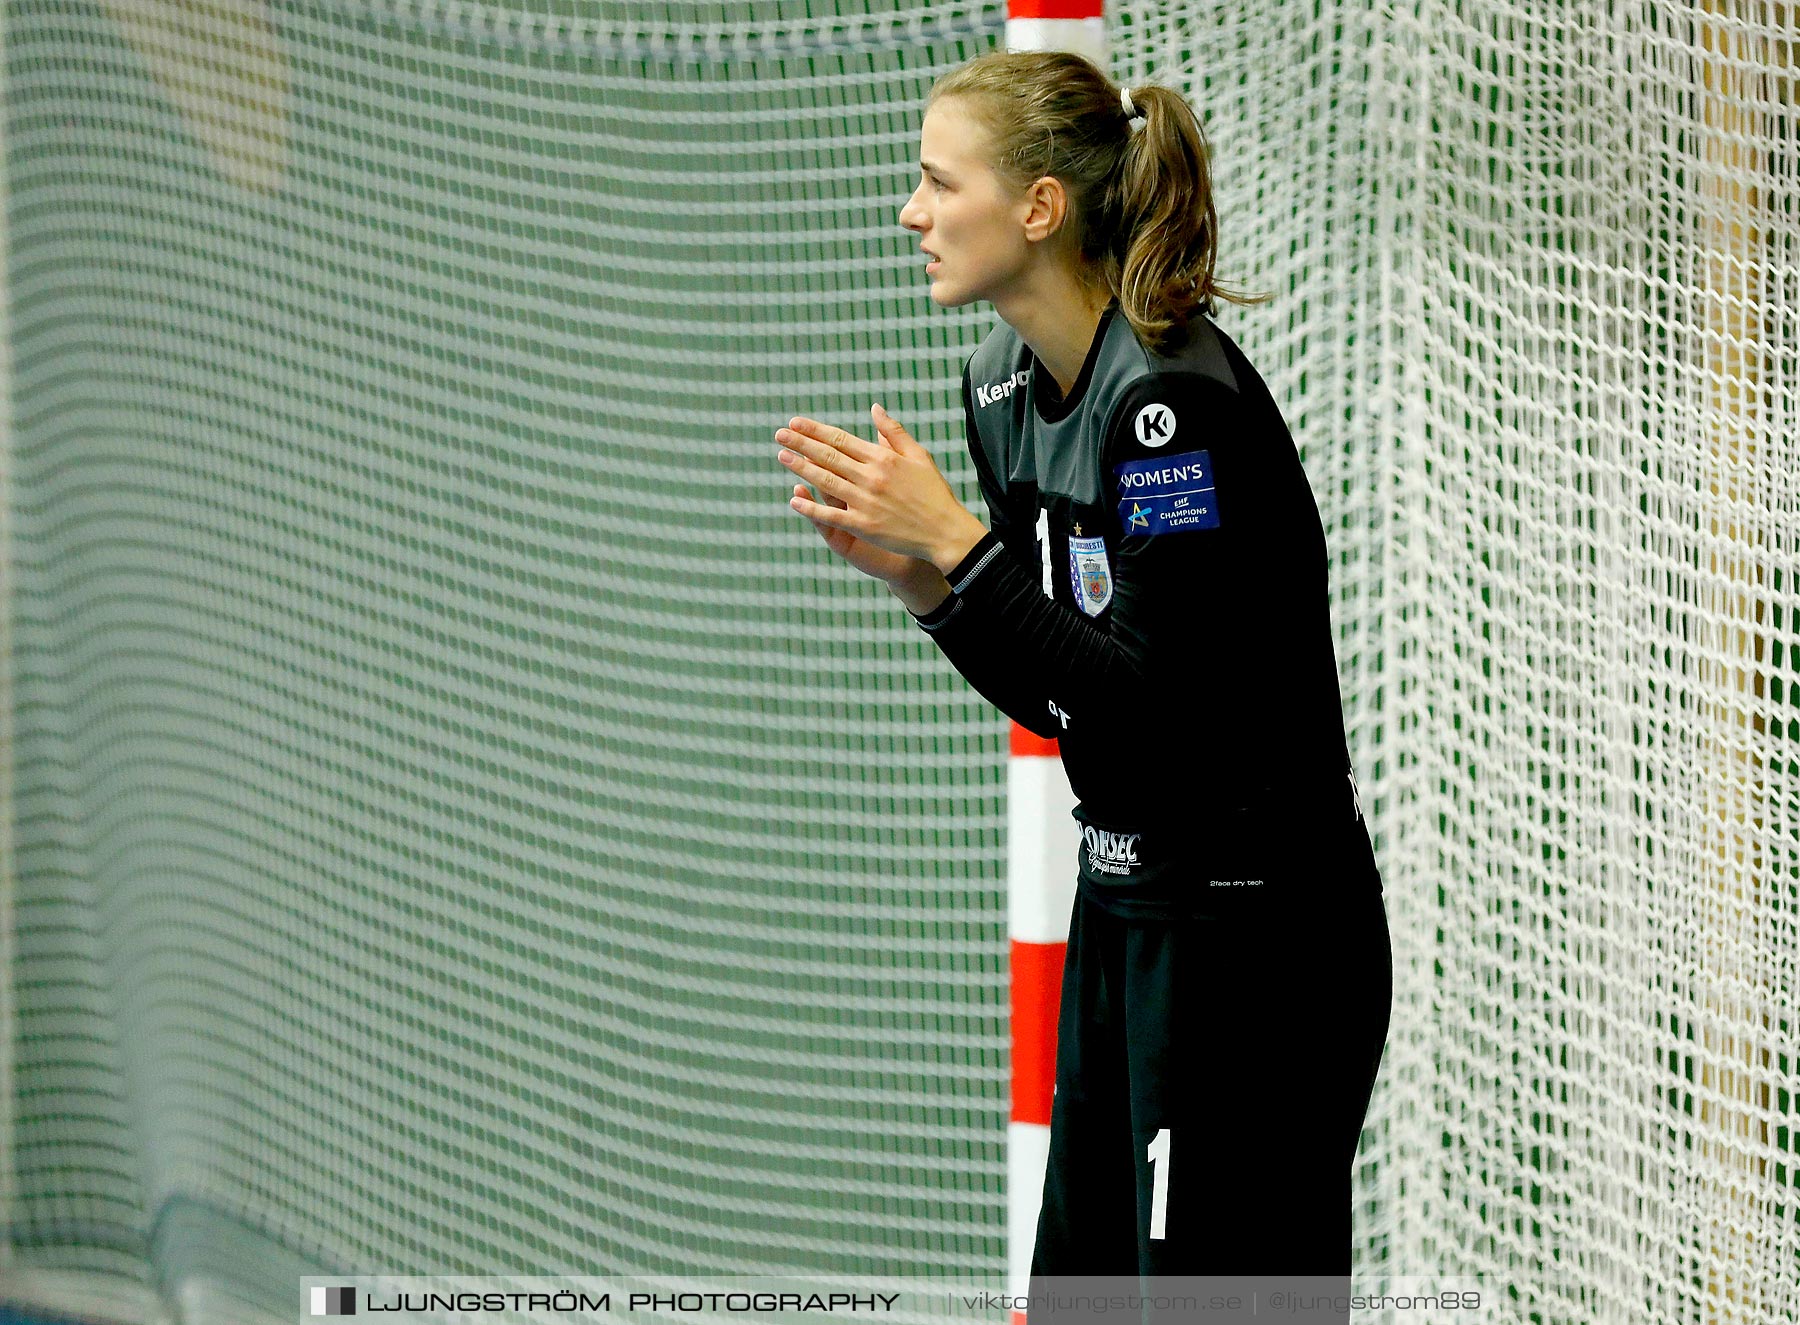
left=911, top=302, right=1377, bottom=915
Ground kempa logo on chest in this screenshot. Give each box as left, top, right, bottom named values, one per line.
left=975, top=369, right=1030, bottom=407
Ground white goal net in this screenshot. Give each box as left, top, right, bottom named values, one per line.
left=0, top=2, right=1794, bottom=1323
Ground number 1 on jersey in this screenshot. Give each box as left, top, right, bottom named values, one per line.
left=1147, top=1128, right=1170, bottom=1240
left=1035, top=506, right=1052, bottom=600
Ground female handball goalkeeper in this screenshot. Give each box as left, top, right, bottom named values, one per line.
left=774, top=49, right=1392, bottom=1280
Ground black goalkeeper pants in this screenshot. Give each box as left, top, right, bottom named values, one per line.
left=1029, top=881, right=1392, bottom=1282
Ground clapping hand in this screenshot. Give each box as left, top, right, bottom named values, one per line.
left=778, top=403, right=986, bottom=582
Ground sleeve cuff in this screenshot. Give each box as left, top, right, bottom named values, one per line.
left=945, top=531, right=1005, bottom=593
left=909, top=592, right=963, bottom=633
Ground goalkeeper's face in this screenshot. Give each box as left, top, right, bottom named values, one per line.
left=900, top=98, right=1034, bottom=309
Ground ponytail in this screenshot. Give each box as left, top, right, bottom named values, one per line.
left=1103, top=83, right=1271, bottom=352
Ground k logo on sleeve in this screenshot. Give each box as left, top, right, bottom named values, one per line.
left=1134, top=402, right=1176, bottom=448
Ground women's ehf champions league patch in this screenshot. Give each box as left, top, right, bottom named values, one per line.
left=1068, top=533, right=1113, bottom=616
left=1113, top=449, right=1219, bottom=536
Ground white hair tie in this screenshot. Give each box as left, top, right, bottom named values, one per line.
left=1120, top=86, right=1140, bottom=121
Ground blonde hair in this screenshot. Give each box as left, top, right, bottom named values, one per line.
left=928, top=49, right=1268, bottom=354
